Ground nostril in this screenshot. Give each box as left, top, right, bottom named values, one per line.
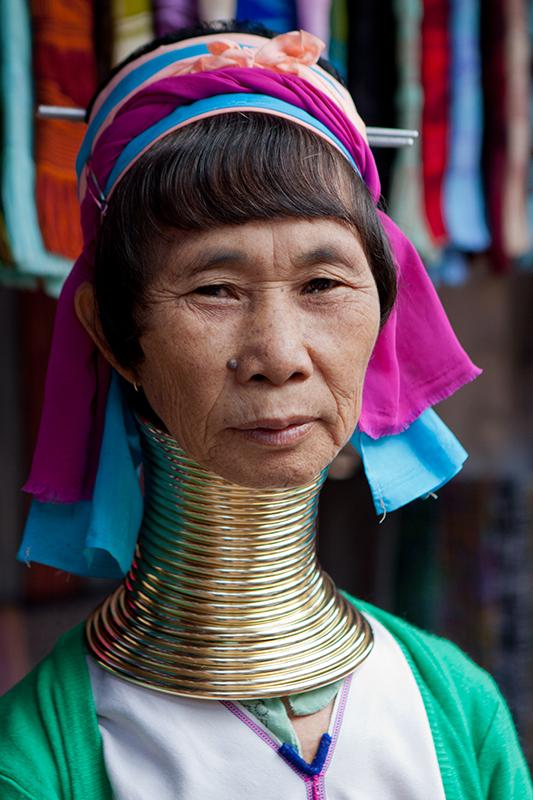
left=251, top=374, right=266, bottom=382
left=291, top=371, right=307, bottom=382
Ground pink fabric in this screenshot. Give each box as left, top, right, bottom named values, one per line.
left=362, top=212, right=480, bottom=437
left=24, top=38, right=480, bottom=504
left=187, top=30, right=327, bottom=73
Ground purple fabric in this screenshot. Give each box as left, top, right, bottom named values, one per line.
left=153, top=1, right=199, bottom=37
left=295, top=0, right=332, bottom=48
left=24, top=67, right=480, bottom=504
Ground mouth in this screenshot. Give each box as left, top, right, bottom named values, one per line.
left=232, top=417, right=317, bottom=447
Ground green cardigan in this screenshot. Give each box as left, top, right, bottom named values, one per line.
left=0, top=596, right=531, bottom=799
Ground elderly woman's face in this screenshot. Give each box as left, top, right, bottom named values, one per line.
left=132, top=217, right=380, bottom=488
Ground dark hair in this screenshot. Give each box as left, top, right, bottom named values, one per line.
left=93, top=27, right=397, bottom=371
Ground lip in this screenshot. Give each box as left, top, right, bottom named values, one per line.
left=236, top=417, right=317, bottom=431
left=232, top=417, right=317, bottom=448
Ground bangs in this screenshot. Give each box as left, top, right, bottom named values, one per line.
left=109, top=112, right=365, bottom=232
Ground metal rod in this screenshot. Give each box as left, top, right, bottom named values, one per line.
left=368, top=136, right=417, bottom=148
left=37, top=105, right=85, bottom=120
left=366, top=126, right=419, bottom=140
left=36, top=105, right=419, bottom=147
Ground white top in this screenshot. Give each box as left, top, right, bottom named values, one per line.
left=88, top=613, right=445, bottom=799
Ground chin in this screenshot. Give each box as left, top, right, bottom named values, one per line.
left=208, top=441, right=336, bottom=490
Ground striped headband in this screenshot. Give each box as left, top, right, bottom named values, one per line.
left=77, top=30, right=366, bottom=207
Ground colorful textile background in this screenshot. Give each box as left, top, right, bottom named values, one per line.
left=0, top=0, right=531, bottom=287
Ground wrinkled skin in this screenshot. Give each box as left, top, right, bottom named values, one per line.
left=76, top=218, right=380, bottom=489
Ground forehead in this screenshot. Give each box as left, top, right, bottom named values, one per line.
left=166, top=218, right=366, bottom=269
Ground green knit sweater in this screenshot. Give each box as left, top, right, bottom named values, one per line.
left=0, top=596, right=531, bottom=799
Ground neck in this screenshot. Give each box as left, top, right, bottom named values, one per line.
left=86, top=416, right=373, bottom=698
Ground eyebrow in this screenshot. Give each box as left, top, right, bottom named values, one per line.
left=176, top=243, right=360, bottom=279
left=182, top=250, right=248, bottom=279
left=293, top=246, right=357, bottom=269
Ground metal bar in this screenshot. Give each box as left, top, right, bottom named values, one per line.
left=367, top=136, right=416, bottom=148
left=36, top=105, right=419, bottom=147
left=366, top=126, right=419, bottom=140
left=37, top=105, right=85, bottom=120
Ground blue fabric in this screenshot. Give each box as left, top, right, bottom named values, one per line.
left=278, top=733, right=331, bottom=776
left=18, top=372, right=143, bottom=579
left=236, top=0, right=297, bottom=33
left=431, top=248, right=469, bottom=288
left=0, top=0, right=71, bottom=281
left=444, top=0, right=490, bottom=252
left=351, top=408, right=468, bottom=515
left=104, top=92, right=360, bottom=195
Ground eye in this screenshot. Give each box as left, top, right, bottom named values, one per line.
left=303, top=278, right=341, bottom=294
left=193, top=284, right=234, bottom=298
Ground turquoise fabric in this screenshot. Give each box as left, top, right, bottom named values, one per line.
left=328, top=0, right=348, bottom=80
left=19, top=373, right=143, bottom=579
left=351, top=407, right=468, bottom=516
left=241, top=679, right=343, bottom=752
left=0, top=0, right=71, bottom=283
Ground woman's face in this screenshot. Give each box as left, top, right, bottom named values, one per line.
left=129, top=217, right=380, bottom=488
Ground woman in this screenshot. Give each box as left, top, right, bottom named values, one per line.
left=1, top=20, right=531, bottom=799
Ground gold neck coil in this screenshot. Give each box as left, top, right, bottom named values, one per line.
left=86, top=417, right=373, bottom=698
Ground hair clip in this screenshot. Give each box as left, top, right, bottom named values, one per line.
left=86, top=160, right=108, bottom=217
left=36, top=105, right=419, bottom=148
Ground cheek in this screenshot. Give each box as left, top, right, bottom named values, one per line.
left=136, top=312, right=232, bottom=448
left=317, top=293, right=380, bottom=430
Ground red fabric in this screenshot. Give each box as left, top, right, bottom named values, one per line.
left=32, top=0, right=98, bottom=258
left=421, top=0, right=450, bottom=245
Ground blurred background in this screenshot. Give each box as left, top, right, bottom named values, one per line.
left=0, top=0, right=532, bottom=766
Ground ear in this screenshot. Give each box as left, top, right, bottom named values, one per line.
left=74, top=282, right=138, bottom=386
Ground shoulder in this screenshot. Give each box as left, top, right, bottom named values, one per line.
left=350, top=593, right=500, bottom=701
left=348, top=593, right=533, bottom=798
left=0, top=623, right=111, bottom=800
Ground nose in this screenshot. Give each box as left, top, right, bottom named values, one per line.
left=235, top=294, right=313, bottom=387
